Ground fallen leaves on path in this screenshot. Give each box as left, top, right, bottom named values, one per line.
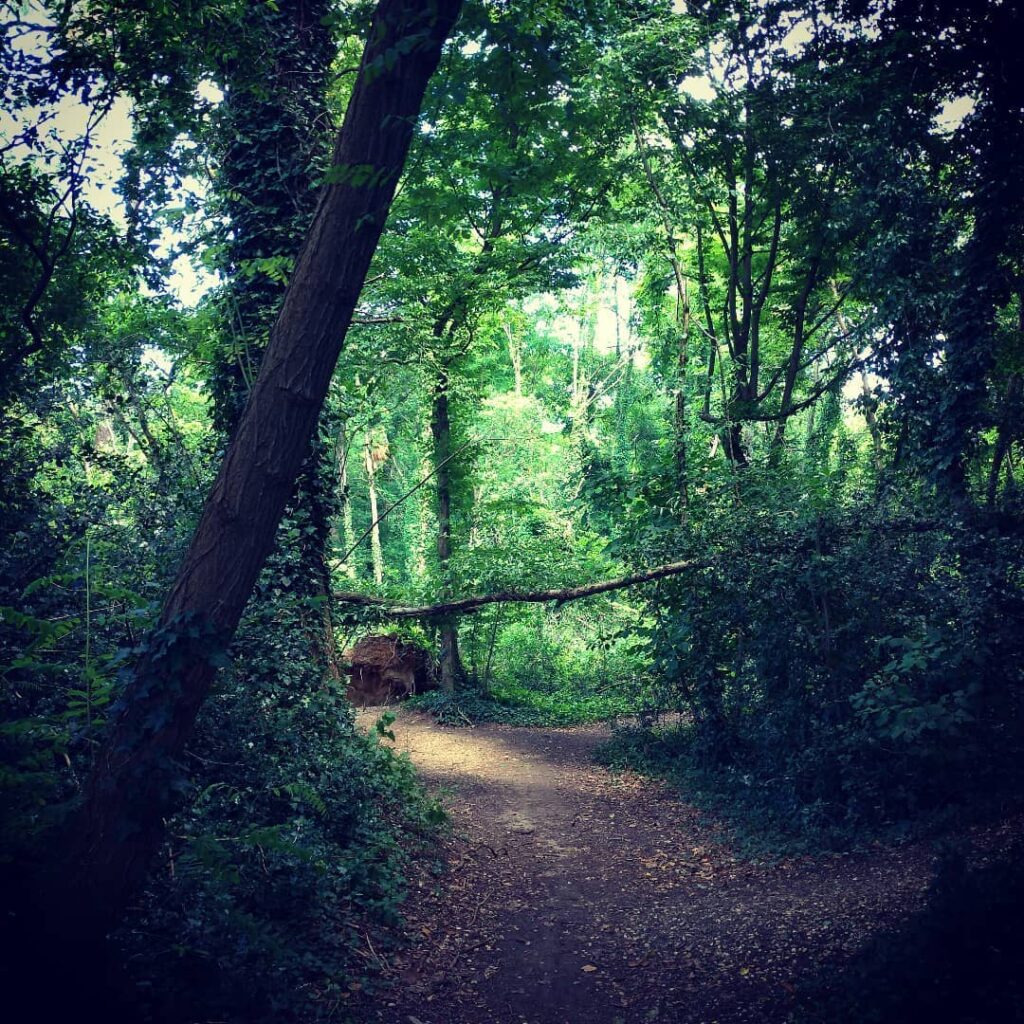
left=348, top=711, right=1013, bottom=1024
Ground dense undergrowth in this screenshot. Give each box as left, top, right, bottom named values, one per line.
left=410, top=681, right=636, bottom=727
left=416, top=495, right=1024, bottom=856
left=597, top=721, right=1022, bottom=856
left=405, top=599, right=648, bottom=726
left=0, top=438, right=447, bottom=1022
left=596, top=489, right=1024, bottom=853
left=118, top=630, right=448, bottom=1022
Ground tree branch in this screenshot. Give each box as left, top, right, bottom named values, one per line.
left=335, top=558, right=704, bottom=618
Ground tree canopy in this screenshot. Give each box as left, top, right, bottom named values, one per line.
left=1, top=0, right=1022, bottom=1020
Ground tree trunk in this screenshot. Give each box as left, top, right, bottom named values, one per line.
left=768, top=257, right=824, bottom=465
left=364, top=435, right=385, bottom=586
left=723, top=417, right=748, bottom=467
left=504, top=321, right=522, bottom=396
left=987, top=372, right=1022, bottom=507
left=803, top=375, right=820, bottom=467
left=860, top=369, right=884, bottom=477
left=42, top=0, right=464, bottom=944
left=211, top=0, right=333, bottom=431
left=336, top=422, right=357, bottom=579
left=409, top=444, right=432, bottom=581
left=613, top=273, right=622, bottom=359
left=211, top=0, right=341, bottom=675
left=629, top=114, right=690, bottom=509
left=431, top=369, right=466, bottom=691
left=671, top=264, right=690, bottom=514
left=572, top=318, right=582, bottom=407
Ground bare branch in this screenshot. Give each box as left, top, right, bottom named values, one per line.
left=335, top=558, right=705, bottom=618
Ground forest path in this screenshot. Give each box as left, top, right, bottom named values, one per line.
left=351, top=710, right=938, bottom=1024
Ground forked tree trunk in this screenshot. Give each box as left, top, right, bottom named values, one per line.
left=42, top=0, right=464, bottom=943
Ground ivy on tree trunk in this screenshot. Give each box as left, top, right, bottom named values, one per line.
left=42, top=0, right=464, bottom=945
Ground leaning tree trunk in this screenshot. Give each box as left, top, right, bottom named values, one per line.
left=41, top=0, right=464, bottom=944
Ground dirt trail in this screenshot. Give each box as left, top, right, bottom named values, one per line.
left=349, top=710, right=990, bottom=1024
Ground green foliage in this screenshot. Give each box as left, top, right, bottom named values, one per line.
left=608, top=499, right=1024, bottom=850
left=1, top=531, right=445, bottom=1021
left=410, top=681, right=633, bottom=728
left=121, top=665, right=444, bottom=1022
left=850, top=632, right=980, bottom=744
left=477, top=603, right=648, bottom=699
left=3, top=0, right=1024, bottom=1018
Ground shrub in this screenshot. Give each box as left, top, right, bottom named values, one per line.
left=628, top=502, right=1024, bottom=845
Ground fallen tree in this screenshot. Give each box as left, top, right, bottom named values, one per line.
left=335, top=558, right=704, bottom=618
left=334, top=516, right=965, bottom=622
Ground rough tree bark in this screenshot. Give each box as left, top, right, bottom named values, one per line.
left=43, top=0, right=464, bottom=941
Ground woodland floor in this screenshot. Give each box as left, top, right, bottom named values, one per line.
left=349, top=710, right=1016, bottom=1024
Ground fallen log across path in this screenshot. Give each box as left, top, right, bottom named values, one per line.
left=335, top=558, right=704, bottom=618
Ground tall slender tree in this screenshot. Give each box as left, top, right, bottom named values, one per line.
left=354, top=0, right=625, bottom=683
